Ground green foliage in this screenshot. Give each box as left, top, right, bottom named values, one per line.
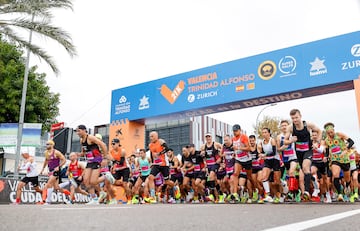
left=0, top=38, right=60, bottom=132
left=0, top=0, right=76, bottom=75
left=254, top=115, right=281, bottom=139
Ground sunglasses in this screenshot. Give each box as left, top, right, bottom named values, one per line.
left=46, top=143, right=52, bottom=146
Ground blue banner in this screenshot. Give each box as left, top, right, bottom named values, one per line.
left=111, top=31, right=360, bottom=123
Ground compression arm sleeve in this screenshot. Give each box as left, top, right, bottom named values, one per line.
left=347, top=138, right=354, bottom=149
left=272, top=146, right=277, bottom=155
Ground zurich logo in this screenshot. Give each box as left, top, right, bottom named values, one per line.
left=351, top=44, right=360, bottom=57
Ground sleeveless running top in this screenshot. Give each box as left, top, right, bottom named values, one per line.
left=138, top=157, right=151, bottom=176
left=292, top=121, right=312, bottom=152
left=47, top=150, right=60, bottom=171
left=82, top=135, right=102, bottom=163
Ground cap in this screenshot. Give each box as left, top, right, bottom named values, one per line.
left=112, top=138, right=120, bottom=143
left=186, top=143, right=195, bottom=148
left=76, top=125, right=87, bottom=130
left=232, top=124, right=241, bottom=131
left=95, top=133, right=103, bottom=140
left=205, top=132, right=212, bottom=137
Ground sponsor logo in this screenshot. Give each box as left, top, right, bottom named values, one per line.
left=247, top=82, right=255, bottom=90
left=278, top=56, right=296, bottom=77
left=351, top=44, right=360, bottom=57
left=138, top=95, right=149, bottom=110
left=115, top=96, right=130, bottom=115
left=187, top=94, right=195, bottom=103
left=160, top=80, right=185, bottom=104
left=119, top=95, right=127, bottom=103
left=310, top=57, right=327, bottom=76
left=258, top=60, right=276, bottom=80
left=341, top=44, right=360, bottom=70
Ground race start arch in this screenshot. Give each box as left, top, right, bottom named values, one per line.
left=109, top=31, right=360, bottom=153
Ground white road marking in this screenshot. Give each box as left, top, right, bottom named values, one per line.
left=43, top=206, right=132, bottom=210
left=262, top=209, right=360, bottom=231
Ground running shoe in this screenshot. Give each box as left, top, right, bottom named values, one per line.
left=353, top=192, right=359, bottom=200
left=86, top=198, right=99, bottom=205
left=99, top=191, right=107, bottom=202
left=132, top=196, right=139, bottom=204
left=186, top=191, right=194, bottom=202
left=240, top=196, right=247, bottom=204
left=343, top=194, right=349, bottom=202
left=302, top=191, right=311, bottom=201
left=218, top=194, right=225, bottom=204
left=206, top=194, right=215, bottom=203
left=252, top=189, right=259, bottom=202
left=174, top=186, right=181, bottom=200
left=246, top=198, right=252, bottom=204
left=311, top=196, right=321, bottom=203
left=108, top=198, right=118, bottom=205
left=312, top=189, right=320, bottom=198
left=105, top=172, right=115, bottom=184
left=168, top=197, right=176, bottom=204
left=232, top=193, right=240, bottom=203
left=350, top=194, right=355, bottom=203
left=149, top=197, right=157, bottom=204
left=273, top=197, right=280, bottom=204
left=257, top=196, right=264, bottom=204
left=325, top=192, right=332, bottom=203
left=295, top=190, right=302, bottom=203
left=337, top=194, right=344, bottom=202
left=264, top=195, right=273, bottom=203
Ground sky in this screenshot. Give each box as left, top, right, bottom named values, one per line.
left=26, top=0, right=360, bottom=145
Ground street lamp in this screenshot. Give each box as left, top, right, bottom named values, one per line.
left=255, top=103, right=277, bottom=136
left=14, top=13, right=34, bottom=175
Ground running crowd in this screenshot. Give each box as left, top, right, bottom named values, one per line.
left=15, top=109, right=360, bottom=205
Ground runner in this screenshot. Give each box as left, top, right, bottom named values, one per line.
left=75, top=125, right=112, bottom=205
left=258, top=128, right=281, bottom=203
left=40, top=140, right=67, bottom=204
left=167, top=148, right=182, bottom=203
left=200, top=132, right=222, bottom=202
left=276, top=120, right=298, bottom=202
left=109, top=138, right=131, bottom=204
left=249, top=135, right=263, bottom=202
left=181, top=146, right=195, bottom=203
left=66, top=152, right=88, bottom=204
left=188, top=144, right=206, bottom=203
left=146, top=131, right=174, bottom=203
left=349, top=148, right=359, bottom=202
left=132, top=148, right=151, bottom=204
left=284, top=109, right=321, bottom=201
left=14, top=153, right=42, bottom=204
left=324, top=122, right=354, bottom=202
left=310, top=130, right=328, bottom=202
left=232, top=124, right=255, bottom=203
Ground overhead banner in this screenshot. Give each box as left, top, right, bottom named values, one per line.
left=0, top=123, right=42, bottom=147
left=111, top=31, right=360, bottom=123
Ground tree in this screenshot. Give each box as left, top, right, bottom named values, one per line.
left=254, top=115, right=281, bottom=140
left=0, top=0, right=77, bottom=75
left=0, top=37, right=60, bottom=132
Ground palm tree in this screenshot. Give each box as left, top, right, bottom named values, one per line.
left=0, top=0, right=77, bottom=75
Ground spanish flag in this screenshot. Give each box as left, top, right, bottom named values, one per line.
left=236, top=85, right=245, bottom=92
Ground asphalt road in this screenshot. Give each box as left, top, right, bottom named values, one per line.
left=1, top=203, right=360, bottom=231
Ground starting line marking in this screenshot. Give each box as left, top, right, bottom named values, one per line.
left=262, top=209, right=360, bottom=231
left=43, top=206, right=132, bottom=210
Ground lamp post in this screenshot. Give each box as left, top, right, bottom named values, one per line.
left=14, top=13, right=34, bottom=175
left=255, top=103, right=277, bottom=136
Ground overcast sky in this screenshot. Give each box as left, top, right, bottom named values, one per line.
left=27, top=0, right=360, bottom=145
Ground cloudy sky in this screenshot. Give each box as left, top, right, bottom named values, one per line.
left=27, top=0, right=360, bottom=144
